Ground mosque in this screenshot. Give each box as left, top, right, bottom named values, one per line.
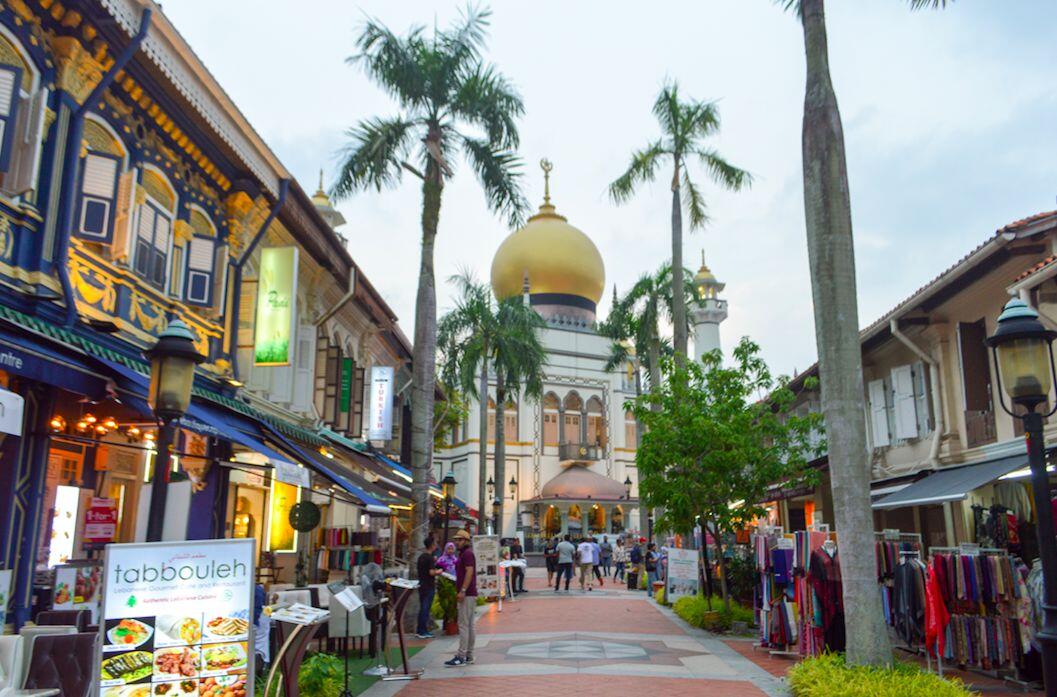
left=434, top=161, right=728, bottom=550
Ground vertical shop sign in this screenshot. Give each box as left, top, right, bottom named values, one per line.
left=254, top=246, right=299, bottom=366
left=472, top=535, right=500, bottom=600
left=367, top=366, right=394, bottom=441
left=339, top=357, right=353, bottom=414
left=99, top=538, right=254, bottom=694
left=267, top=479, right=300, bottom=552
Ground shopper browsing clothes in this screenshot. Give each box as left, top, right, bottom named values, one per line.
left=444, top=530, right=478, bottom=666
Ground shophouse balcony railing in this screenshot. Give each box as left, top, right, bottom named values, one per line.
left=964, top=409, right=997, bottom=449
left=558, top=442, right=604, bottom=463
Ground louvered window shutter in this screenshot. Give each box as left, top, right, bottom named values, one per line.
left=150, top=212, right=171, bottom=289
left=133, top=205, right=155, bottom=279
left=323, top=345, right=339, bottom=425
left=184, top=235, right=215, bottom=306
left=4, top=86, right=44, bottom=195
left=912, top=362, right=932, bottom=435
left=0, top=65, right=22, bottom=172
left=891, top=365, right=919, bottom=440
left=77, top=153, right=121, bottom=241
left=868, top=378, right=890, bottom=448
left=291, top=325, right=314, bottom=413
left=313, top=329, right=329, bottom=419
left=351, top=365, right=366, bottom=438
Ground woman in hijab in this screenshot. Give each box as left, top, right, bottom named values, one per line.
left=437, top=541, right=458, bottom=574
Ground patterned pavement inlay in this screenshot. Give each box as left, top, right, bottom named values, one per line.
left=476, top=633, right=707, bottom=667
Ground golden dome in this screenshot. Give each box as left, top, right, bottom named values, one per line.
left=490, top=161, right=604, bottom=307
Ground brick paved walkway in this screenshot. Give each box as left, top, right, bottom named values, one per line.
left=362, top=569, right=784, bottom=697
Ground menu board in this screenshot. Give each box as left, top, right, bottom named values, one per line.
left=472, top=535, right=500, bottom=600
left=54, top=561, right=102, bottom=623
left=664, top=547, right=700, bottom=603
left=98, top=539, right=255, bottom=697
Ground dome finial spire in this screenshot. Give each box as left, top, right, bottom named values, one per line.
left=540, top=158, right=553, bottom=206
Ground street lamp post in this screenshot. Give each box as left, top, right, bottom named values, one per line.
left=986, top=298, right=1057, bottom=696
left=442, top=469, right=457, bottom=548
left=508, top=475, right=517, bottom=500
left=487, top=476, right=495, bottom=501
left=624, top=476, right=632, bottom=500
left=144, top=320, right=205, bottom=542
left=492, top=496, right=502, bottom=536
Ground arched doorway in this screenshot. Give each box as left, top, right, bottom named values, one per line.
left=588, top=504, right=605, bottom=534
left=611, top=505, right=624, bottom=533
left=543, top=505, right=562, bottom=538
left=567, top=504, right=583, bottom=536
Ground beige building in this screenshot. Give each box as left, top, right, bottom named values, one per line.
left=774, top=210, right=1057, bottom=559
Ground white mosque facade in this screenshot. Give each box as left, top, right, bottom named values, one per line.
left=434, top=167, right=727, bottom=550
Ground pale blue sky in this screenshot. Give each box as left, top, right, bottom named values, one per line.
left=164, top=1, right=1057, bottom=377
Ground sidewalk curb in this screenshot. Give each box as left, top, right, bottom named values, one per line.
left=646, top=596, right=791, bottom=697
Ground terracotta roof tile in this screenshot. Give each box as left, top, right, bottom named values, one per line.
left=1015, top=255, right=1057, bottom=282
left=999, top=210, right=1057, bottom=234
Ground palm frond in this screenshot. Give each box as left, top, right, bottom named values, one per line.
left=907, top=0, right=952, bottom=8
left=439, top=4, right=491, bottom=78
left=694, top=147, right=753, bottom=191
left=332, top=116, right=417, bottom=198
left=652, top=81, right=681, bottom=138
left=608, top=140, right=665, bottom=204
left=351, top=17, right=428, bottom=108
left=461, top=136, right=529, bottom=227
left=450, top=63, right=524, bottom=149
left=684, top=100, right=721, bottom=141
left=681, top=172, right=710, bottom=231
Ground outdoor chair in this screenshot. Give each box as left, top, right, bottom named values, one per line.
left=22, top=632, right=97, bottom=696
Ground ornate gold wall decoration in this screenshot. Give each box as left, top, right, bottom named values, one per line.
left=69, top=257, right=116, bottom=312
left=50, top=35, right=103, bottom=104
left=82, top=118, right=124, bottom=157
left=0, top=216, right=12, bottom=262
left=173, top=219, right=192, bottom=243
left=0, top=31, right=33, bottom=91
left=129, top=291, right=165, bottom=333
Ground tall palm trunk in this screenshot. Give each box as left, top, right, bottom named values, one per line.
left=633, top=362, right=644, bottom=447
left=477, top=354, right=489, bottom=529
left=494, top=365, right=507, bottom=537
left=648, top=337, right=662, bottom=413
left=410, top=154, right=442, bottom=553
left=799, top=0, right=888, bottom=666
left=670, top=165, right=687, bottom=364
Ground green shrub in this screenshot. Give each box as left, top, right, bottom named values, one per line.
left=789, top=653, right=972, bottom=697
left=672, top=593, right=754, bottom=633
left=655, top=587, right=666, bottom=605
left=297, top=653, right=345, bottom=697
left=432, top=576, right=457, bottom=622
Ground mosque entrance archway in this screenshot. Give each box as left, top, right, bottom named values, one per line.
left=543, top=505, right=562, bottom=537
left=567, top=504, right=583, bottom=535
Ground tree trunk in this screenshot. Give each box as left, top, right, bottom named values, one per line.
left=799, top=0, right=889, bottom=666
left=709, top=517, right=730, bottom=613
left=648, top=337, right=662, bottom=412
left=494, top=365, right=506, bottom=538
left=633, top=361, right=645, bottom=447
left=670, top=168, right=687, bottom=364
left=478, top=350, right=489, bottom=530
left=410, top=154, right=442, bottom=555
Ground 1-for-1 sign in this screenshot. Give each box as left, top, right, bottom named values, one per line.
left=83, top=498, right=118, bottom=545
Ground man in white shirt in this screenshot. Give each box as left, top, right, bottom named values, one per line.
left=577, top=538, right=596, bottom=592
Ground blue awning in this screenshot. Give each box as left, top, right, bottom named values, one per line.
left=90, top=355, right=289, bottom=462
left=0, top=324, right=110, bottom=398
left=262, top=427, right=390, bottom=514
left=872, top=453, right=1028, bottom=509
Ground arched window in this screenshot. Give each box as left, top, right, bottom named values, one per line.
left=589, top=504, right=605, bottom=534
left=181, top=206, right=217, bottom=306
left=486, top=397, right=496, bottom=443
left=0, top=28, right=45, bottom=197
left=75, top=118, right=125, bottom=242
left=562, top=392, right=582, bottom=444
left=611, top=505, right=624, bottom=533
left=133, top=167, right=177, bottom=290
left=542, top=392, right=559, bottom=446
left=586, top=396, right=606, bottom=448
left=503, top=398, right=518, bottom=440
left=624, top=410, right=637, bottom=450
left=543, top=505, right=562, bottom=537
left=567, top=504, right=583, bottom=534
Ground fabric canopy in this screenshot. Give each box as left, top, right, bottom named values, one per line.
left=872, top=454, right=1027, bottom=509
left=0, top=324, right=110, bottom=398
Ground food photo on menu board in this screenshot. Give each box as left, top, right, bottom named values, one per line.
left=98, top=539, right=255, bottom=697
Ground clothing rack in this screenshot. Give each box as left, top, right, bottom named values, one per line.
left=752, top=528, right=799, bottom=657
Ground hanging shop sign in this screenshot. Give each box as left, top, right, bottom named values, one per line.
left=267, top=479, right=300, bottom=552
left=98, top=538, right=255, bottom=694
left=83, top=497, right=119, bottom=546
left=367, top=366, right=394, bottom=441
left=272, top=460, right=310, bottom=489
left=664, top=547, right=700, bottom=604
left=0, top=386, right=23, bottom=436
left=339, top=357, right=353, bottom=414
left=472, top=534, right=500, bottom=600
left=53, top=561, right=102, bottom=623
left=254, top=246, right=299, bottom=366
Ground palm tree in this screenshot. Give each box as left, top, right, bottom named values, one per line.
left=609, top=83, right=750, bottom=365
left=438, top=273, right=546, bottom=533
left=438, top=272, right=499, bottom=530
left=775, top=0, right=950, bottom=667
left=334, top=7, right=529, bottom=550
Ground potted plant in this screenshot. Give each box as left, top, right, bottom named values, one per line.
left=433, top=576, right=459, bottom=635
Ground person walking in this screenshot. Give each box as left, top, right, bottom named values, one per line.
left=600, top=536, right=613, bottom=577
left=613, top=538, right=627, bottom=582
left=629, top=539, right=643, bottom=589
left=444, top=530, right=478, bottom=666
left=544, top=536, right=559, bottom=587
left=510, top=537, right=527, bottom=595
left=577, top=537, right=596, bottom=592
left=590, top=536, right=604, bottom=587
left=646, top=542, right=660, bottom=597
left=554, top=534, right=575, bottom=593
left=415, top=535, right=442, bottom=638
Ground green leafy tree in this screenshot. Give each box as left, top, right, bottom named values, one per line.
left=438, top=272, right=546, bottom=530
left=333, top=7, right=529, bottom=550
left=631, top=338, right=822, bottom=611
left=775, top=0, right=950, bottom=666
left=609, top=83, right=750, bottom=365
